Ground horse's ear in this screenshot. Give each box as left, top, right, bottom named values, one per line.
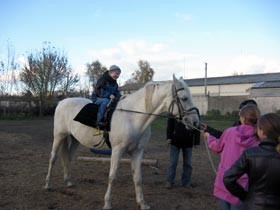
left=173, top=74, right=178, bottom=83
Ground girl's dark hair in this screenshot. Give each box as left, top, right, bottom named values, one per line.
left=258, top=113, right=280, bottom=154
left=239, top=99, right=257, bottom=109
left=239, top=104, right=260, bottom=126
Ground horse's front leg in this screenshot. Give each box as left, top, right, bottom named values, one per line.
left=103, top=145, right=124, bottom=210
left=131, top=148, right=150, bottom=210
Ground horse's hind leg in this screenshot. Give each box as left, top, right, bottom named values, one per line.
left=45, top=134, right=67, bottom=189
left=61, top=135, right=79, bottom=187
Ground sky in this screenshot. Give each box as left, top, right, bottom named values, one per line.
left=1, top=0, right=280, bottom=85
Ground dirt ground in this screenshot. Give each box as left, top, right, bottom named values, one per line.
left=0, top=117, right=220, bottom=210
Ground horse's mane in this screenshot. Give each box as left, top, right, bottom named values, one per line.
left=119, top=78, right=191, bottom=113
left=119, top=81, right=173, bottom=113
left=144, top=82, right=156, bottom=112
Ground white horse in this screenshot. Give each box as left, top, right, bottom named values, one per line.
left=45, top=75, right=199, bottom=210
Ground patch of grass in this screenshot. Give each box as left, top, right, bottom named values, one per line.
left=0, top=113, right=33, bottom=120
left=0, top=113, right=52, bottom=121
left=151, top=116, right=235, bottom=132
left=201, top=119, right=234, bottom=131
left=151, top=117, right=167, bottom=130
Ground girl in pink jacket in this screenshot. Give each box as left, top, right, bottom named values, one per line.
left=204, top=104, right=260, bottom=210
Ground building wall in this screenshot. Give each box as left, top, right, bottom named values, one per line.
left=190, top=83, right=252, bottom=96
left=192, top=95, right=248, bottom=115
left=192, top=94, right=280, bottom=116
left=192, top=95, right=208, bottom=115
left=253, top=97, right=280, bottom=113
left=250, top=88, right=280, bottom=97
left=208, top=96, right=248, bottom=114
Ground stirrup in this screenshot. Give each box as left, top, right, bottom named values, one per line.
left=93, top=127, right=102, bottom=136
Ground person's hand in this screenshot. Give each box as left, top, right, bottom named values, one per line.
left=166, top=139, right=172, bottom=144
left=110, top=94, right=116, bottom=99
left=203, top=132, right=209, bottom=141
left=120, top=95, right=126, bottom=100
left=199, top=123, right=207, bottom=131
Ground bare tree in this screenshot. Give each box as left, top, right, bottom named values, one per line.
left=85, top=60, right=107, bottom=85
left=61, top=71, right=79, bottom=96
left=232, top=71, right=244, bottom=76
left=0, top=41, right=19, bottom=96
left=128, top=60, right=154, bottom=84
left=20, top=42, right=79, bottom=116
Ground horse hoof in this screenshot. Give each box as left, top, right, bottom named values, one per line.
left=44, top=183, right=51, bottom=190
left=103, top=203, right=112, bottom=210
left=140, top=203, right=150, bottom=210
left=66, top=181, right=74, bottom=188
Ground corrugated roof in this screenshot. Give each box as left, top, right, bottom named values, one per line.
left=251, top=81, right=280, bottom=88
left=120, top=72, right=280, bottom=91
left=185, top=72, right=280, bottom=86
left=185, top=73, right=280, bottom=86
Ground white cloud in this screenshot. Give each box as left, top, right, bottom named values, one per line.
left=87, top=40, right=195, bottom=82
left=17, top=55, right=26, bottom=66
left=229, top=54, right=280, bottom=74
left=84, top=40, right=280, bottom=85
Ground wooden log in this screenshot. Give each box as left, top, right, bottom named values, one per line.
left=77, top=156, right=158, bottom=167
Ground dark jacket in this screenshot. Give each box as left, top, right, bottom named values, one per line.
left=167, top=117, right=200, bottom=148
left=206, top=120, right=241, bottom=139
left=223, top=139, right=280, bottom=210
left=92, top=71, right=121, bottom=99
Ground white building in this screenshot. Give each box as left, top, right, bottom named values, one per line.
left=120, top=72, right=280, bottom=115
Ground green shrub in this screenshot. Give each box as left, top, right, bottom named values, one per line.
left=206, top=109, right=221, bottom=118
left=203, top=109, right=238, bottom=121
left=0, top=113, right=34, bottom=120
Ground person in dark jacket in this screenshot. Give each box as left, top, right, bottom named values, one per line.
left=223, top=113, right=280, bottom=210
left=200, top=99, right=258, bottom=138
left=166, top=115, right=200, bottom=189
left=92, top=65, right=121, bottom=126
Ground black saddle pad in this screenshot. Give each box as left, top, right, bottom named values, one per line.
left=73, top=103, right=98, bottom=127
left=73, top=102, right=115, bottom=131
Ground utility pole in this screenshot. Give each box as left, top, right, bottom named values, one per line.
left=184, top=56, right=186, bottom=78
left=204, top=62, right=207, bottom=95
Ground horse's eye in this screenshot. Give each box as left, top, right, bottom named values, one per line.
left=181, top=97, right=188, bottom=101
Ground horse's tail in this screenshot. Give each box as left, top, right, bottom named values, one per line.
left=61, top=135, right=80, bottom=164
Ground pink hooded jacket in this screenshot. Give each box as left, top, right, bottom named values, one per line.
left=207, top=124, right=259, bottom=205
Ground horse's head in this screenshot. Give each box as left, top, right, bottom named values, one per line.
left=169, top=75, right=200, bottom=130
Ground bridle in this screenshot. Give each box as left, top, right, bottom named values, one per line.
left=168, top=85, right=200, bottom=122
left=116, top=84, right=200, bottom=125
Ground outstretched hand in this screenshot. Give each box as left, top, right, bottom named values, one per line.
left=166, top=139, right=172, bottom=145
left=203, top=132, right=210, bottom=140
left=109, top=94, right=116, bottom=99
left=199, top=123, right=207, bottom=131
left=120, top=95, right=127, bottom=100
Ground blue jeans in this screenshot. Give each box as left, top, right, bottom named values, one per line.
left=221, top=200, right=244, bottom=210
left=92, top=97, right=110, bottom=123
left=167, top=145, right=192, bottom=186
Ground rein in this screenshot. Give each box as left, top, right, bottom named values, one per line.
left=116, top=108, right=177, bottom=119
left=184, top=122, right=218, bottom=175
left=115, top=85, right=199, bottom=122
left=168, top=85, right=200, bottom=120
left=173, top=85, right=216, bottom=175
left=115, top=83, right=217, bottom=175
left=115, top=107, right=199, bottom=121
left=115, top=107, right=217, bottom=175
